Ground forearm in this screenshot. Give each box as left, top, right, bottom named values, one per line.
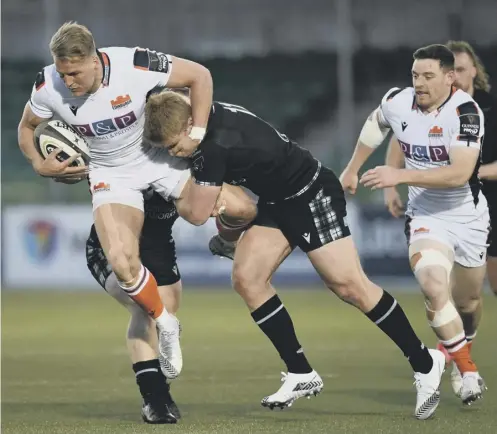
left=398, top=166, right=468, bottom=188
left=215, top=185, right=257, bottom=224
left=189, top=67, right=213, bottom=128
left=479, top=162, right=497, bottom=181
left=345, top=142, right=376, bottom=173
left=18, top=124, right=44, bottom=171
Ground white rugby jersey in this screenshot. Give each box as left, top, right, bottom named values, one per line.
left=379, top=87, right=486, bottom=223
left=29, top=47, right=172, bottom=167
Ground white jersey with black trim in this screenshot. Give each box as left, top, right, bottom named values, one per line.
left=379, top=87, right=486, bottom=223
left=29, top=46, right=172, bottom=167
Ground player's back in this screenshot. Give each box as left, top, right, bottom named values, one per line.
left=206, top=102, right=318, bottom=200
left=382, top=87, right=487, bottom=223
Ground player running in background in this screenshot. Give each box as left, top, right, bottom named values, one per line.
left=341, top=44, right=486, bottom=405
left=143, top=91, right=446, bottom=420
left=383, top=41, right=494, bottom=398
left=17, top=22, right=256, bottom=380
left=86, top=189, right=181, bottom=424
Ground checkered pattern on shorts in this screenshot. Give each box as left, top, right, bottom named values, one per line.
left=308, top=187, right=343, bottom=245
left=85, top=238, right=112, bottom=290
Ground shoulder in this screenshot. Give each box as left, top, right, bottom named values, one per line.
left=131, top=47, right=171, bottom=74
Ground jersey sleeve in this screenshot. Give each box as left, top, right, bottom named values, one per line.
left=133, top=48, right=173, bottom=88
left=378, top=87, right=403, bottom=127
left=450, top=101, right=484, bottom=149
left=190, top=139, right=227, bottom=187
left=28, top=69, right=54, bottom=118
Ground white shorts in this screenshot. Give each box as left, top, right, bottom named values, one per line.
left=89, top=149, right=190, bottom=212
left=405, top=211, right=490, bottom=268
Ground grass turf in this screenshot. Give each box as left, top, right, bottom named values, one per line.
left=2, top=288, right=496, bottom=433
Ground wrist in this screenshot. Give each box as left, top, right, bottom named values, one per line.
left=189, top=126, right=206, bottom=142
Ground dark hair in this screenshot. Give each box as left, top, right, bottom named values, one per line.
left=413, top=44, right=455, bottom=71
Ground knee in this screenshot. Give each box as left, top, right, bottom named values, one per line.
left=453, top=292, right=481, bottom=313
left=416, top=269, right=449, bottom=307
left=107, top=243, right=140, bottom=280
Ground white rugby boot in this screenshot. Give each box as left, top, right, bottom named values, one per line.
left=156, top=315, right=183, bottom=380
left=261, top=370, right=323, bottom=410
left=413, top=349, right=445, bottom=420
left=450, top=363, right=486, bottom=400
left=209, top=235, right=236, bottom=260
left=460, top=371, right=483, bottom=405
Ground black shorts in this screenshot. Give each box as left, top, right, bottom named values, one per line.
left=254, top=166, right=351, bottom=252
left=85, top=195, right=181, bottom=289
left=488, top=206, right=497, bottom=257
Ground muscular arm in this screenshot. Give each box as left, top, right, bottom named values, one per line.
left=167, top=57, right=213, bottom=129
left=344, top=107, right=390, bottom=172
left=18, top=103, right=48, bottom=172
left=479, top=162, right=497, bottom=180
left=397, top=146, right=479, bottom=188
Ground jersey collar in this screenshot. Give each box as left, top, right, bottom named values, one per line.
left=97, top=50, right=111, bottom=87
left=412, top=86, right=456, bottom=115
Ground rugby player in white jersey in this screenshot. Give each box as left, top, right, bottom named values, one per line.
left=17, top=22, right=256, bottom=380
left=383, top=41, right=493, bottom=399
left=340, top=44, right=486, bottom=405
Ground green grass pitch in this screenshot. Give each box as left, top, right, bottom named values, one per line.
left=2, top=288, right=497, bottom=433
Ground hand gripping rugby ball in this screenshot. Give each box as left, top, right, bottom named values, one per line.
left=34, top=120, right=90, bottom=167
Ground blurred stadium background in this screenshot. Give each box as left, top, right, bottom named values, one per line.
left=2, top=1, right=497, bottom=433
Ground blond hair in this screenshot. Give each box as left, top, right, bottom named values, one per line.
left=144, top=91, right=192, bottom=144
left=446, top=40, right=491, bottom=92
left=50, top=21, right=96, bottom=60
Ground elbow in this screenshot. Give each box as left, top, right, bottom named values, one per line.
left=448, top=174, right=472, bottom=188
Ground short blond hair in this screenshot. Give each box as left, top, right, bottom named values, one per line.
left=446, top=40, right=491, bottom=92
left=50, top=21, right=96, bottom=60
left=144, top=91, right=192, bottom=144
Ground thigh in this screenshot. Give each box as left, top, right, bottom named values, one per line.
left=268, top=167, right=351, bottom=253
left=93, top=203, right=144, bottom=261
left=487, top=207, right=497, bottom=258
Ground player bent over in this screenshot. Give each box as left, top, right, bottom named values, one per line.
left=18, top=22, right=256, bottom=380
left=143, top=91, right=446, bottom=420
left=86, top=189, right=181, bottom=424
left=341, top=44, right=486, bottom=405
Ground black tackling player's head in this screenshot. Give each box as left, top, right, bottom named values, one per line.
left=411, top=44, right=456, bottom=111
left=50, top=21, right=102, bottom=96
left=144, top=90, right=193, bottom=148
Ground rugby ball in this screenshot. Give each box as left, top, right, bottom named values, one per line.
left=34, top=120, right=90, bottom=167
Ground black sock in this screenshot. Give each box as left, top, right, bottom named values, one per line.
left=133, top=359, right=169, bottom=402
left=365, top=290, right=433, bottom=374
left=251, top=295, right=312, bottom=374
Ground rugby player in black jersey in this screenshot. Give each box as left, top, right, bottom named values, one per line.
left=143, top=91, right=446, bottom=420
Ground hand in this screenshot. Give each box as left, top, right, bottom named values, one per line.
left=339, top=168, right=359, bottom=194
left=33, top=149, right=88, bottom=178
left=360, top=165, right=401, bottom=190
left=168, top=136, right=200, bottom=158
left=384, top=187, right=404, bottom=218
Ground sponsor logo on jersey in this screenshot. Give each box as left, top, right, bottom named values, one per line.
left=428, top=126, right=443, bottom=138
left=111, top=94, right=132, bottom=110
left=71, top=111, right=137, bottom=137
left=93, top=182, right=110, bottom=193
left=398, top=140, right=449, bottom=162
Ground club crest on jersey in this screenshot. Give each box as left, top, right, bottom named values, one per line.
left=398, top=139, right=449, bottom=162
left=93, top=182, right=110, bottom=193
left=428, top=126, right=443, bottom=138
left=111, top=94, right=132, bottom=110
